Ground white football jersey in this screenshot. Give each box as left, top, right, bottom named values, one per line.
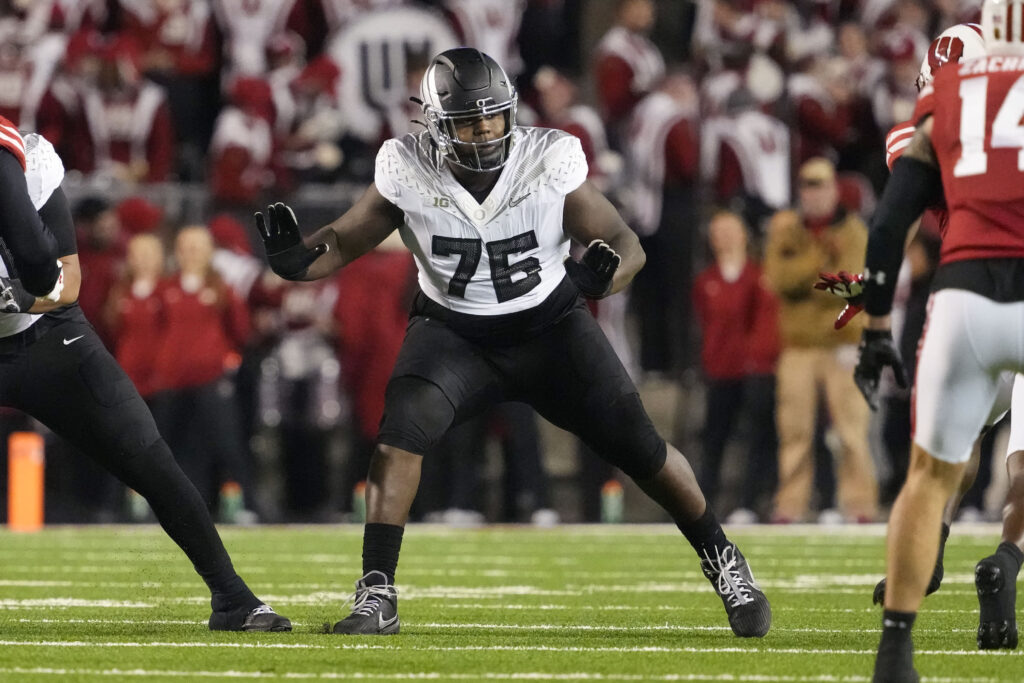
left=375, top=126, right=588, bottom=316
left=0, top=132, right=65, bottom=338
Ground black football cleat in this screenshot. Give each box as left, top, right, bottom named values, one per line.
left=700, top=543, right=771, bottom=637
left=209, top=603, right=292, bottom=632
left=873, top=566, right=943, bottom=606
left=975, top=554, right=1018, bottom=649
left=332, top=570, right=400, bottom=635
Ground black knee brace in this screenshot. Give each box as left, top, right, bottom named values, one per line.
left=377, top=376, right=457, bottom=455
left=586, top=392, right=667, bottom=479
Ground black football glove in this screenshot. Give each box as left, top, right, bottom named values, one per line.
left=564, top=239, right=620, bottom=298
left=854, top=328, right=908, bottom=411
left=254, top=202, right=328, bottom=280
left=0, top=276, right=36, bottom=313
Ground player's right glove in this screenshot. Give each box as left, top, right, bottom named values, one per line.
left=0, top=276, right=35, bottom=313
left=254, top=202, right=328, bottom=280
left=853, top=328, right=908, bottom=411
left=564, top=239, right=620, bottom=298
left=814, top=270, right=864, bottom=329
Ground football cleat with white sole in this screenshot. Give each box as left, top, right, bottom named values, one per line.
left=209, top=603, right=292, bottom=632
left=332, top=570, right=400, bottom=635
left=701, top=543, right=772, bottom=638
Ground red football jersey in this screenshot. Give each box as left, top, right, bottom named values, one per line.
left=0, top=114, right=26, bottom=170
left=914, top=55, right=1024, bottom=263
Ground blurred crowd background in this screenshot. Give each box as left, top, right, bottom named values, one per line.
left=0, top=0, right=1010, bottom=527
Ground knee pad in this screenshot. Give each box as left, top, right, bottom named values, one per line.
left=378, top=376, right=456, bottom=455
left=587, top=392, right=667, bottom=479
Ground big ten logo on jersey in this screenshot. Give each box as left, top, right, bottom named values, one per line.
left=328, top=5, right=457, bottom=144
left=430, top=197, right=451, bottom=208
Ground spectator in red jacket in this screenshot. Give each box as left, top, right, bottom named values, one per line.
left=333, top=238, right=415, bottom=514
left=104, top=233, right=166, bottom=399
left=74, top=196, right=125, bottom=350
left=693, top=210, right=780, bottom=523
left=150, top=225, right=253, bottom=519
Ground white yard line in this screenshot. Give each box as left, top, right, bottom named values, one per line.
left=0, top=640, right=1019, bottom=657
left=0, top=666, right=1011, bottom=682
left=0, top=598, right=154, bottom=608
left=5, top=618, right=976, bottom=634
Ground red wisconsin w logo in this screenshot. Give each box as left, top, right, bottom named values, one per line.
left=928, top=36, right=965, bottom=73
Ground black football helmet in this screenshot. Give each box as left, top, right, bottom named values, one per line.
left=418, top=47, right=518, bottom=171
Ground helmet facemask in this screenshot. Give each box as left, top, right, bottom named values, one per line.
left=422, top=95, right=518, bottom=171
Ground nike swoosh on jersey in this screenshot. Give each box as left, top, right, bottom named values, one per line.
left=63, top=335, right=84, bottom=346
left=509, top=192, right=531, bottom=207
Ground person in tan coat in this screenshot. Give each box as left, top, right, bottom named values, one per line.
left=764, top=157, right=877, bottom=522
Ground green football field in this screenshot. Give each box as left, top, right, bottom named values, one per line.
left=0, top=524, right=1020, bottom=682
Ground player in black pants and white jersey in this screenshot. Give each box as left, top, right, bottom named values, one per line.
left=256, top=48, right=772, bottom=638
left=0, top=117, right=289, bottom=633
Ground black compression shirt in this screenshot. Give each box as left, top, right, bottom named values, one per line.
left=0, top=147, right=61, bottom=295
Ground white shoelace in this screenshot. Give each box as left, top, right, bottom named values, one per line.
left=703, top=545, right=754, bottom=607
left=346, top=584, right=396, bottom=617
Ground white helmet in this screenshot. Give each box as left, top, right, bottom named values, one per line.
left=916, top=23, right=985, bottom=90
left=982, top=0, right=1024, bottom=56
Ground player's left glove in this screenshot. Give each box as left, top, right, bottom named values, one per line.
left=564, top=239, right=620, bottom=298
left=0, top=276, right=35, bottom=313
left=254, top=202, right=328, bottom=280
left=814, top=270, right=864, bottom=329
left=853, top=328, right=908, bottom=411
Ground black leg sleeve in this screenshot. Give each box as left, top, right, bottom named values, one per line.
left=126, top=438, right=258, bottom=611
left=11, top=321, right=257, bottom=611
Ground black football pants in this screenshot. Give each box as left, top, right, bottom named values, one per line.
left=0, top=317, right=245, bottom=595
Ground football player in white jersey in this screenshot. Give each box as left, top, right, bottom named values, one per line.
left=255, top=47, right=772, bottom=637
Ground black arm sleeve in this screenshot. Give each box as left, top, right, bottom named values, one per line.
left=863, top=156, right=943, bottom=316
left=0, top=147, right=60, bottom=296
left=37, top=187, right=76, bottom=257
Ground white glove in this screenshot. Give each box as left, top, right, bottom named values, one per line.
left=41, top=260, right=63, bottom=302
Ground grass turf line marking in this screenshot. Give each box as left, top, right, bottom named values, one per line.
left=0, top=669, right=1010, bottom=682
left=0, top=598, right=154, bottom=608
left=0, top=641, right=1020, bottom=657
left=7, top=618, right=978, bottom=634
